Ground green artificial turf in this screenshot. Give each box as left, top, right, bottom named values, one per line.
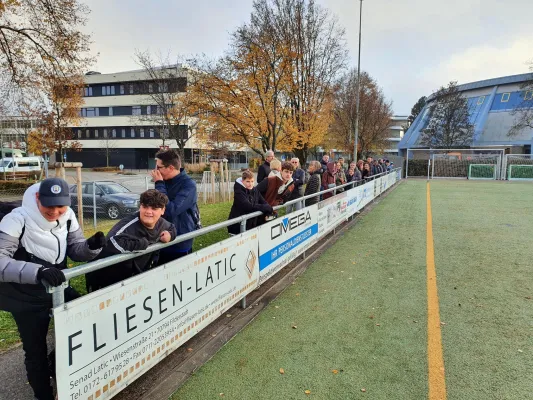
left=0, top=201, right=232, bottom=351
left=429, top=180, right=533, bottom=400
left=173, top=181, right=429, bottom=399
left=172, top=180, right=533, bottom=400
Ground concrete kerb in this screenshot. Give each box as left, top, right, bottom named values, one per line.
left=113, top=179, right=403, bottom=400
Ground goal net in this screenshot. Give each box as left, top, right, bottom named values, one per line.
left=405, top=149, right=504, bottom=179
left=508, top=165, right=533, bottom=181
left=468, top=164, right=497, bottom=180
left=503, top=154, right=533, bottom=180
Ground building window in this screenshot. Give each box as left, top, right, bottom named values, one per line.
left=156, top=105, right=162, bottom=115
left=120, top=85, right=125, bottom=95
left=121, top=129, right=126, bottom=138
left=129, top=84, right=134, bottom=94
left=86, top=129, right=90, bottom=138
left=109, top=107, right=113, bottom=116
left=130, top=128, right=135, bottom=138
left=149, top=128, right=155, bottom=138
left=477, top=96, right=485, bottom=105
left=148, top=83, right=153, bottom=93
left=140, top=128, right=145, bottom=138
left=112, top=129, right=116, bottom=138
left=94, top=129, right=99, bottom=138
left=132, top=106, right=141, bottom=116
left=84, top=107, right=98, bottom=117
left=501, top=93, right=511, bottom=102
left=84, top=87, right=93, bottom=97
left=102, top=85, right=115, bottom=96
left=147, top=105, right=151, bottom=114
left=524, top=91, right=533, bottom=101
left=77, top=129, right=81, bottom=139
left=103, top=129, right=108, bottom=138
left=158, top=82, right=168, bottom=92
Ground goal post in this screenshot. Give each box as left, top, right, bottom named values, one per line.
left=508, top=164, right=533, bottom=181
left=468, top=164, right=497, bottom=180
left=406, top=148, right=504, bottom=179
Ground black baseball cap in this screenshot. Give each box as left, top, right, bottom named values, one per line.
left=38, top=178, right=71, bottom=207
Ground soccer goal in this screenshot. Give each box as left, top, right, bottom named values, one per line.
left=508, top=164, right=533, bottom=181
left=468, top=164, right=497, bottom=180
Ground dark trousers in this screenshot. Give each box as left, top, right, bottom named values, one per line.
left=157, top=249, right=191, bottom=266
left=12, top=309, right=54, bottom=400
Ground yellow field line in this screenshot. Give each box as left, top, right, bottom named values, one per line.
left=426, top=182, right=447, bottom=400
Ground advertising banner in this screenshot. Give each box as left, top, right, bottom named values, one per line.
left=258, top=205, right=319, bottom=284
left=54, top=231, right=259, bottom=400
left=317, top=191, right=349, bottom=239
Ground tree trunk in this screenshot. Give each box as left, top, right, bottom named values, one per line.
left=293, top=147, right=308, bottom=166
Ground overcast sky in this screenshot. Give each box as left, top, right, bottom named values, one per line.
left=83, top=0, right=533, bottom=115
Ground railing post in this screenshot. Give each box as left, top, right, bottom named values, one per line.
left=47, top=281, right=69, bottom=309
left=406, top=153, right=409, bottom=179
left=240, top=219, right=247, bottom=309
left=93, top=182, right=97, bottom=230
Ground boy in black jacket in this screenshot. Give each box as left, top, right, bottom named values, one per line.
left=86, top=189, right=176, bottom=292
left=228, top=170, right=273, bottom=235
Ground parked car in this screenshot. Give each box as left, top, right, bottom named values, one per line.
left=69, top=181, right=140, bottom=219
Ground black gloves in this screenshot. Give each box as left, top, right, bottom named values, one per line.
left=87, top=231, right=106, bottom=250
left=37, top=267, right=66, bottom=287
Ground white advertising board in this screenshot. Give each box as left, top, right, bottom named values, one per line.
left=345, top=184, right=365, bottom=216
left=258, top=205, right=319, bottom=284
left=317, top=191, right=349, bottom=239
left=54, top=231, right=259, bottom=400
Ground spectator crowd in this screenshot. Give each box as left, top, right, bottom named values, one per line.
left=0, top=147, right=393, bottom=400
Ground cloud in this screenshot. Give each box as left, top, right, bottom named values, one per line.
left=424, top=37, right=533, bottom=89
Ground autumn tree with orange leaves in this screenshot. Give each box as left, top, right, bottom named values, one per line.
left=192, top=0, right=347, bottom=163
left=329, top=69, right=393, bottom=158
left=27, top=74, right=85, bottom=158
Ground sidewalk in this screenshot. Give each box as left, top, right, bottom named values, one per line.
left=172, top=181, right=429, bottom=400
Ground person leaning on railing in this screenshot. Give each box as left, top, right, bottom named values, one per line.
left=227, top=170, right=273, bottom=235
left=85, top=190, right=176, bottom=292
left=0, top=178, right=106, bottom=400
left=304, top=161, right=322, bottom=206
left=257, top=161, right=295, bottom=207
left=361, top=162, right=373, bottom=180
left=346, top=161, right=362, bottom=185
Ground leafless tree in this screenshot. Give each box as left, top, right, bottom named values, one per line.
left=98, top=137, right=118, bottom=167
left=508, top=63, right=533, bottom=137
left=134, top=51, right=203, bottom=158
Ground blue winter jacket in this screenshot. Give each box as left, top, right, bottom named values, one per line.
left=155, top=169, right=198, bottom=253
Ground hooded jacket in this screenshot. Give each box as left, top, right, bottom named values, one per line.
left=0, top=183, right=102, bottom=312
left=321, top=162, right=337, bottom=200
left=154, top=169, right=199, bottom=253
left=257, top=173, right=295, bottom=206
left=227, top=178, right=273, bottom=235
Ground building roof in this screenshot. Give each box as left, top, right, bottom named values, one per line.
left=427, top=73, right=533, bottom=101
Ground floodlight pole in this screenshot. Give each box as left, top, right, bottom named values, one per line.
left=353, top=0, right=363, bottom=163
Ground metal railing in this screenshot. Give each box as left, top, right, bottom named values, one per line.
left=47, top=168, right=401, bottom=308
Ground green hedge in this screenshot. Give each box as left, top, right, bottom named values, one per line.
left=91, top=166, right=119, bottom=172
left=0, top=180, right=36, bottom=191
